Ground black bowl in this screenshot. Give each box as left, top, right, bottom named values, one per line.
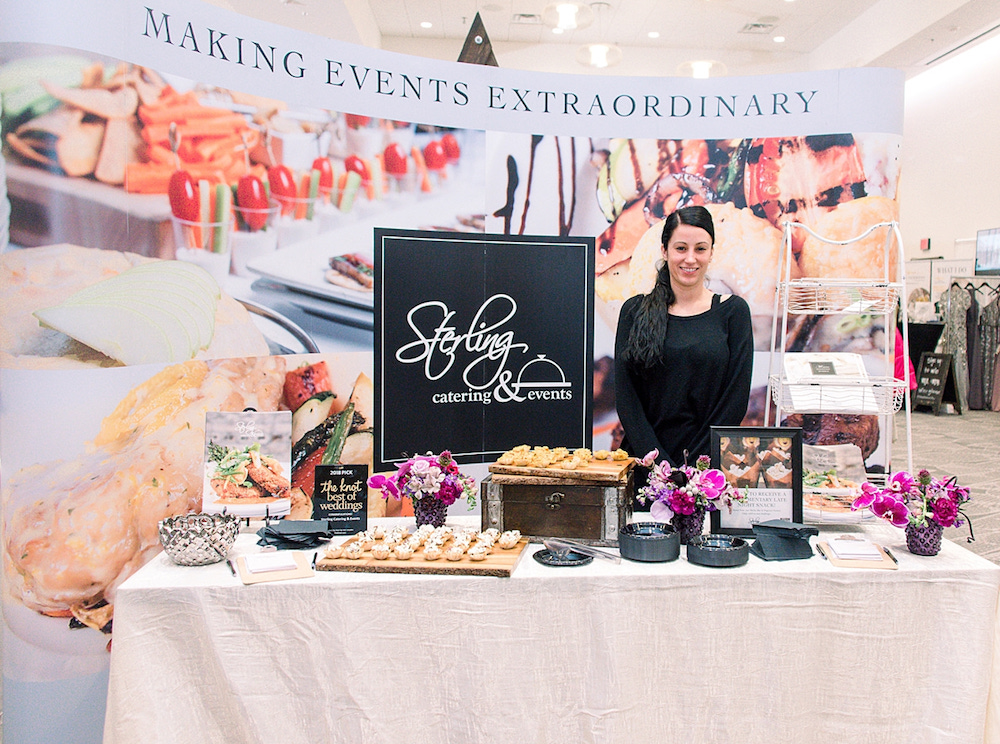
left=685, top=534, right=749, bottom=567
left=618, top=522, right=680, bottom=562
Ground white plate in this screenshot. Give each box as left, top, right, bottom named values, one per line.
left=246, top=188, right=486, bottom=307
left=248, top=225, right=376, bottom=308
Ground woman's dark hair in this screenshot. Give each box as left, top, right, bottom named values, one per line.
left=619, top=205, right=715, bottom=368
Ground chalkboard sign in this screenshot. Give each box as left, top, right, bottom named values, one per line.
left=914, top=352, right=959, bottom=414
left=373, top=229, right=595, bottom=469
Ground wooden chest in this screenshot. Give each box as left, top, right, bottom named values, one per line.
left=481, top=466, right=634, bottom=547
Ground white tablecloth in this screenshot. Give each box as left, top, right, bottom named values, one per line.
left=104, top=519, right=1000, bottom=744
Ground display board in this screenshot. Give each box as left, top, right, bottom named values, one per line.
left=0, top=1, right=906, bottom=741
left=374, top=229, right=594, bottom=468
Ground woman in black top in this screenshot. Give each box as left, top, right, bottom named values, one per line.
left=614, top=205, right=753, bottom=470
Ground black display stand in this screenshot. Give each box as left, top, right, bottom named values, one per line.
left=914, top=352, right=961, bottom=415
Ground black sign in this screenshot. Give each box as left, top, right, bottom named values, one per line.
left=809, top=361, right=837, bottom=376
left=914, top=352, right=959, bottom=414
left=373, top=229, right=595, bottom=469
left=312, top=464, right=368, bottom=534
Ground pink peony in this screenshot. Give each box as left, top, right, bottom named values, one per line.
left=930, top=497, right=958, bottom=527
left=667, top=490, right=698, bottom=516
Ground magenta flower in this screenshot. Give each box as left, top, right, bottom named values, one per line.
left=886, top=471, right=917, bottom=497
left=931, top=497, right=958, bottom=527
left=871, top=494, right=910, bottom=528
left=367, top=472, right=400, bottom=500
left=367, top=452, right=476, bottom=510
left=697, top=469, right=727, bottom=501
left=637, top=455, right=744, bottom=518
left=851, top=482, right=880, bottom=511
left=667, top=490, right=698, bottom=516
left=850, top=469, right=972, bottom=536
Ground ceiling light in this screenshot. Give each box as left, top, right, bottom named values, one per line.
left=773, top=35, right=785, bottom=43
left=552, top=27, right=564, bottom=35
left=676, top=60, right=727, bottom=79
left=557, top=3, right=578, bottom=29
left=542, top=3, right=594, bottom=32
left=648, top=31, right=660, bottom=39
left=420, top=21, right=432, bottom=29
left=690, top=61, right=713, bottom=79
left=577, top=42, right=622, bottom=68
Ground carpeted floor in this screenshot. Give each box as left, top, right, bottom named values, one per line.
left=907, top=408, right=1000, bottom=563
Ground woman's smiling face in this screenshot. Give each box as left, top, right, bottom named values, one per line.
left=663, top=223, right=713, bottom=289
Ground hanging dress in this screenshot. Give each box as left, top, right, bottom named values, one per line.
left=967, top=286, right=984, bottom=410
left=980, top=294, right=1000, bottom=410
left=938, top=284, right=971, bottom=411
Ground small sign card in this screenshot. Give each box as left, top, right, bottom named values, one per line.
left=313, top=464, right=368, bottom=534
left=202, top=410, right=293, bottom=518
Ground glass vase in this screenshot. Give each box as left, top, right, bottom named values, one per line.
left=671, top=505, right=706, bottom=545
left=413, top=496, right=448, bottom=528
left=905, top=520, right=944, bottom=556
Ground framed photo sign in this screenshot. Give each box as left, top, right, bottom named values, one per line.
left=709, top=426, right=803, bottom=536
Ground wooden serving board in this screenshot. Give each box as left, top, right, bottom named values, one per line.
left=315, top=537, right=529, bottom=577
left=488, top=458, right=635, bottom=483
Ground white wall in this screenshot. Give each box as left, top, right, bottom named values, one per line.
left=900, top=32, right=1000, bottom=261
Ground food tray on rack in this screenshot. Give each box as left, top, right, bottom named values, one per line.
left=768, top=374, right=906, bottom=415
left=488, top=458, right=635, bottom=484
left=779, top=280, right=901, bottom=315
left=315, top=536, right=530, bottom=577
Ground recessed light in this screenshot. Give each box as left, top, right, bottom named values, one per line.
left=648, top=31, right=660, bottom=39
left=773, top=35, right=785, bottom=43
left=552, top=27, right=564, bottom=34
left=420, top=21, right=432, bottom=29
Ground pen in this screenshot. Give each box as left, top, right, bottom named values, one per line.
left=311, top=552, right=317, bottom=569
left=883, top=546, right=899, bottom=565
left=227, top=559, right=237, bottom=577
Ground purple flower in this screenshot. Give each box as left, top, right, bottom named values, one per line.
left=931, top=497, right=958, bottom=527
left=696, top=455, right=711, bottom=471
left=649, top=500, right=673, bottom=522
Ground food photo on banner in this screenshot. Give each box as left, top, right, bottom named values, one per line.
left=0, top=1, right=905, bottom=740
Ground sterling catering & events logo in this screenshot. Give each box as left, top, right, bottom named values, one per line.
left=394, top=293, right=572, bottom=406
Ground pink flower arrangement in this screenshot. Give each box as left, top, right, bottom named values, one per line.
left=637, top=451, right=746, bottom=521
left=851, top=469, right=972, bottom=532
left=368, top=451, right=477, bottom=509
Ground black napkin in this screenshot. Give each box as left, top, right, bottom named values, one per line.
left=750, top=519, right=819, bottom=561
left=256, top=520, right=335, bottom=549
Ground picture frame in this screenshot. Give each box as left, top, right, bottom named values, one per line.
left=709, top=426, right=803, bottom=536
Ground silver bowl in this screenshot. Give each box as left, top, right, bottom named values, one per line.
left=158, top=513, right=239, bottom=566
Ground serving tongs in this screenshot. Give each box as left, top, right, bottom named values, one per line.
left=543, top=537, right=621, bottom=564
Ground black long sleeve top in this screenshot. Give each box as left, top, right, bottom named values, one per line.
left=614, top=293, right=753, bottom=467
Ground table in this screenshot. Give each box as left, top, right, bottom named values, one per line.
left=104, top=518, right=1000, bottom=744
